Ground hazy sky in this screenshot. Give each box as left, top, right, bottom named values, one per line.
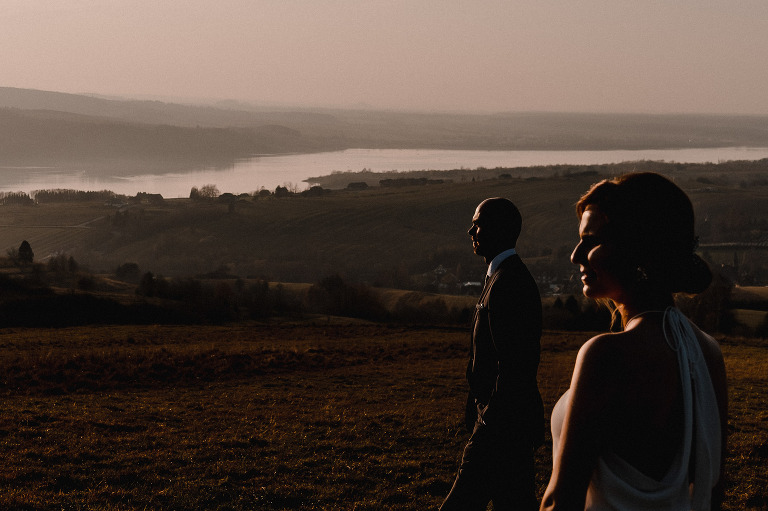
left=3, top=0, right=768, bottom=115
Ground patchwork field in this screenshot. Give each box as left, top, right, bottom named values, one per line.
left=0, top=323, right=764, bottom=510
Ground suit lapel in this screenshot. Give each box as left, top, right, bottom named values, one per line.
left=474, top=273, right=492, bottom=326
left=473, top=254, right=519, bottom=326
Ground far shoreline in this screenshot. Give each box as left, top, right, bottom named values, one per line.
left=2, top=147, right=768, bottom=197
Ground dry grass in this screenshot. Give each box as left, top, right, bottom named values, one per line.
left=0, top=324, right=765, bottom=510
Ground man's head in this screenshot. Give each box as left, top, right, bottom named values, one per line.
left=468, top=197, right=522, bottom=264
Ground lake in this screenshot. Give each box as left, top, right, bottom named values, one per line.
left=2, top=147, right=768, bottom=198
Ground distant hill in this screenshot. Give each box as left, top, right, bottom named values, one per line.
left=0, top=106, right=341, bottom=169
left=0, top=87, right=349, bottom=169
left=0, top=87, right=342, bottom=128
left=2, top=87, right=768, bottom=166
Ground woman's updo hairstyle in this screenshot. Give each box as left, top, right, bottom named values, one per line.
left=576, top=172, right=712, bottom=295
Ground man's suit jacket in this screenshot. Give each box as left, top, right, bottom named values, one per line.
left=466, top=253, right=544, bottom=447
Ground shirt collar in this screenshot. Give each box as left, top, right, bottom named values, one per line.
left=487, top=248, right=517, bottom=277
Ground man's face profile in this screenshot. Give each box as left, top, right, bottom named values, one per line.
left=468, top=201, right=500, bottom=261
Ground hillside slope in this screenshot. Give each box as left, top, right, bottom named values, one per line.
left=0, top=107, right=342, bottom=168
left=2, top=164, right=765, bottom=290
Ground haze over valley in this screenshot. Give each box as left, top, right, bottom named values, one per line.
left=3, top=87, right=768, bottom=187
left=1, top=85, right=767, bottom=288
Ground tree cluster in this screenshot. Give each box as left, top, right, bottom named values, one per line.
left=33, top=189, right=123, bottom=203
left=0, top=191, right=34, bottom=206
left=189, top=184, right=220, bottom=201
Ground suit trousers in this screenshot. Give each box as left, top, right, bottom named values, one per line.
left=440, top=417, right=538, bottom=511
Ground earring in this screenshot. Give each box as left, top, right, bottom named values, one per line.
left=636, top=266, right=648, bottom=281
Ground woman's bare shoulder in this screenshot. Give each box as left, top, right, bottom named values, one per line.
left=578, top=330, right=637, bottom=359
left=573, top=331, right=634, bottom=379
left=576, top=332, right=615, bottom=362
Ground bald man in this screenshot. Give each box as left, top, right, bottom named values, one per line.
left=441, top=198, right=544, bottom=511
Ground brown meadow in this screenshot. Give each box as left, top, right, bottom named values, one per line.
left=0, top=323, right=765, bottom=510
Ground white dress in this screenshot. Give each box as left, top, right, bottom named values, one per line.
left=551, top=308, right=721, bottom=510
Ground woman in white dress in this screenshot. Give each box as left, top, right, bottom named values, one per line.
left=540, top=172, right=728, bottom=510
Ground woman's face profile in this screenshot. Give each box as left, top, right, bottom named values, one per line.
left=571, top=206, right=625, bottom=302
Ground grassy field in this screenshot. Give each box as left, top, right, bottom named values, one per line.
left=0, top=323, right=765, bottom=510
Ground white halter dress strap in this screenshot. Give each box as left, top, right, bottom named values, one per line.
left=585, top=307, right=721, bottom=510
left=663, top=307, right=721, bottom=510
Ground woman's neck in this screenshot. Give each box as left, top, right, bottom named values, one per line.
left=617, top=296, right=675, bottom=329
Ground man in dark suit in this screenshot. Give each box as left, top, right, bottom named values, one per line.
left=440, top=197, right=544, bottom=511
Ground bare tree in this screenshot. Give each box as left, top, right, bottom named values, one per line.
left=199, top=184, right=220, bottom=199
